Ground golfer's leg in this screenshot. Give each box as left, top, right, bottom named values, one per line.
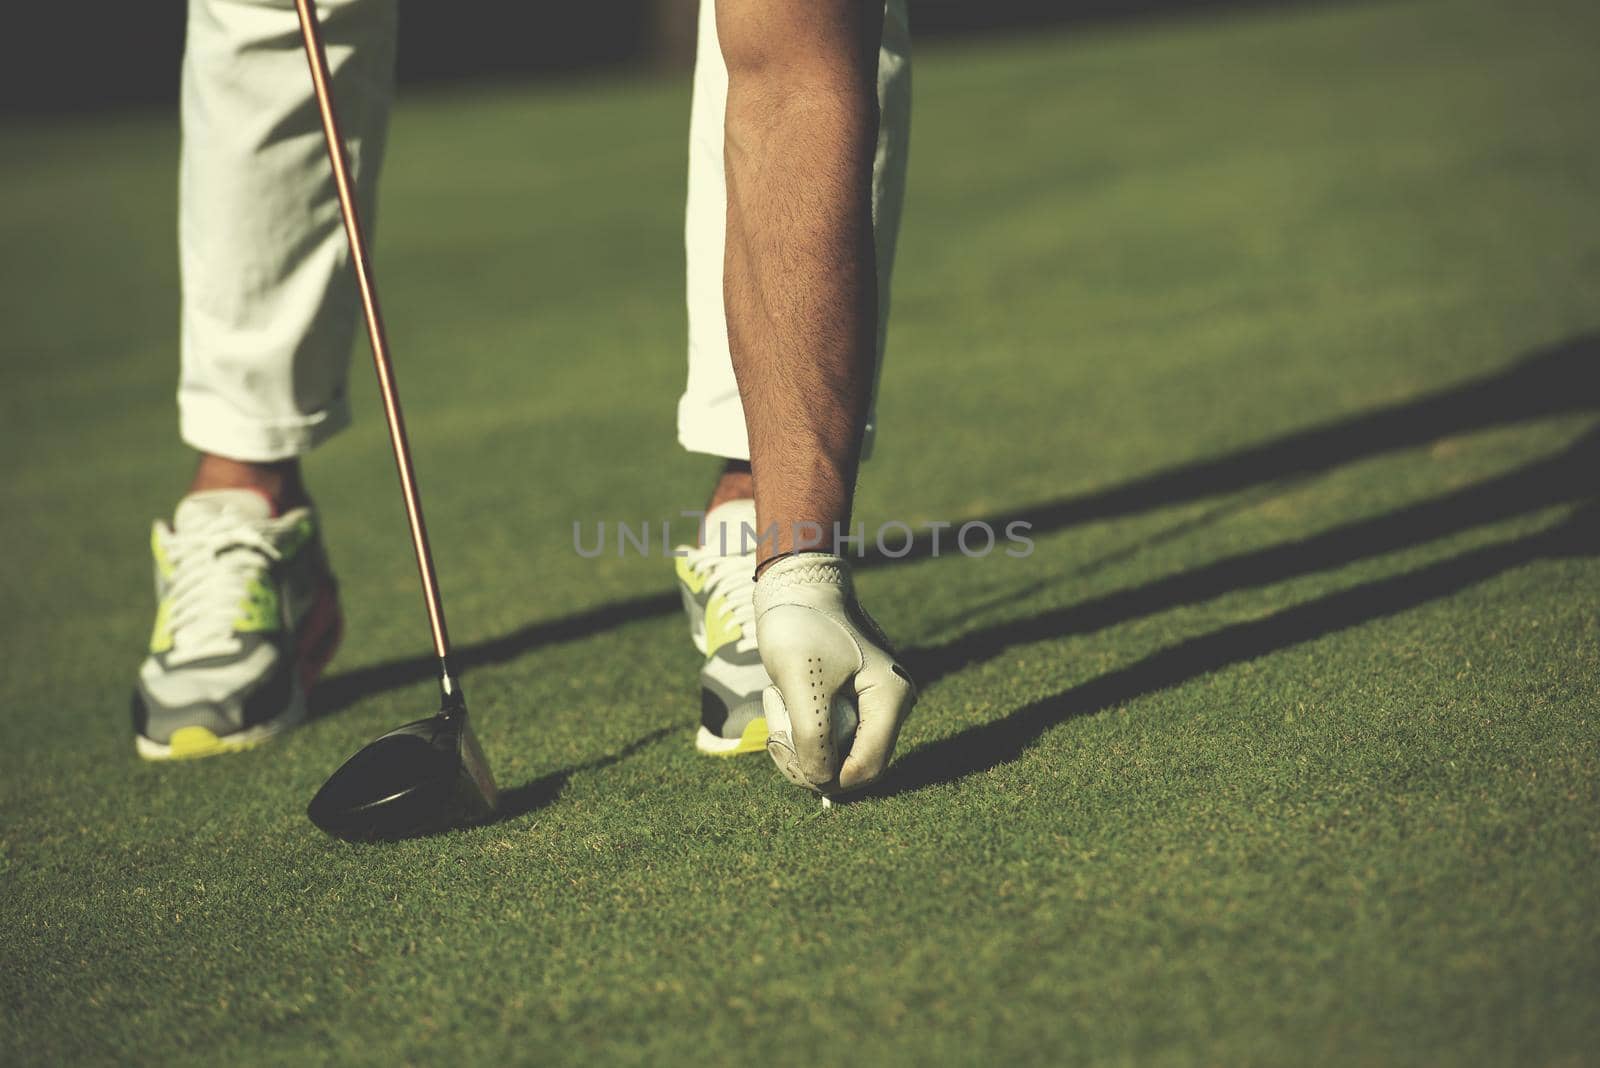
left=179, top=0, right=396, bottom=502
left=133, top=0, right=391, bottom=759
left=717, top=0, right=915, bottom=792
left=680, top=0, right=910, bottom=472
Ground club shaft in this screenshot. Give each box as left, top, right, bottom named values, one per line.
left=293, top=0, right=453, bottom=666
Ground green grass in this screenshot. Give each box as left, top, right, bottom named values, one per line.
left=3, top=0, right=1598, bottom=1063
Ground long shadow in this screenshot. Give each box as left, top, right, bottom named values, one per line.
left=490, top=724, right=675, bottom=824
left=906, top=426, right=1599, bottom=687
left=311, top=590, right=679, bottom=718
left=404, top=725, right=675, bottom=840
left=312, top=333, right=1598, bottom=717
left=908, top=477, right=1304, bottom=639
left=867, top=332, right=1598, bottom=568
left=873, top=500, right=1599, bottom=798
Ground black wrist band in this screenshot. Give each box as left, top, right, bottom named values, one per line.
left=754, top=549, right=802, bottom=580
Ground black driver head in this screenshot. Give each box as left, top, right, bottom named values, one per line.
left=307, top=708, right=497, bottom=841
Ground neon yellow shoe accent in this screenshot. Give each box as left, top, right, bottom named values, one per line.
left=675, top=555, right=707, bottom=595
left=275, top=514, right=317, bottom=559
left=149, top=598, right=174, bottom=654
left=233, top=577, right=282, bottom=634
left=702, top=593, right=743, bottom=658
left=710, top=716, right=768, bottom=758
left=167, top=726, right=226, bottom=758
left=163, top=725, right=269, bottom=759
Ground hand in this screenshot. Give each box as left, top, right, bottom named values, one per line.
left=754, top=553, right=916, bottom=794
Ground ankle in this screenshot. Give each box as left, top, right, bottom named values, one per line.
left=188, top=454, right=311, bottom=513
left=704, top=460, right=754, bottom=518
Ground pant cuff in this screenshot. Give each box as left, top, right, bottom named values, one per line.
left=676, top=401, right=751, bottom=461
left=179, top=391, right=351, bottom=462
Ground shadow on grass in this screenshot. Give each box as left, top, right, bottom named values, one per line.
left=480, top=725, right=675, bottom=828
left=878, top=331, right=1597, bottom=566
left=905, top=426, right=1600, bottom=689
left=311, top=331, right=1599, bottom=744
left=874, top=499, right=1598, bottom=797
left=312, top=590, right=680, bottom=719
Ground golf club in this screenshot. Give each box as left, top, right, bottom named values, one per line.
left=295, top=0, right=498, bottom=840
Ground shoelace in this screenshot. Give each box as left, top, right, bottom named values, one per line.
left=162, top=516, right=282, bottom=664
left=686, top=543, right=758, bottom=653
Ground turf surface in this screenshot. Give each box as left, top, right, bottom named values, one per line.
left=3, top=0, right=1598, bottom=1062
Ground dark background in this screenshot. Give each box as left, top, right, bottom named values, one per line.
left=6, top=0, right=1320, bottom=116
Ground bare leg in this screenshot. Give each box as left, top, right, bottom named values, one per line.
left=188, top=454, right=311, bottom=512
left=705, top=459, right=755, bottom=521
left=716, top=0, right=882, bottom=564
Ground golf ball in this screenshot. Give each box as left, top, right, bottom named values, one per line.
left=822, top=695, right=858, bottom=810
left=833, top=692, right=859, bottom=759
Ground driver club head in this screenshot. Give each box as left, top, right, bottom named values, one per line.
left=308, top=707, right=498, bottom=842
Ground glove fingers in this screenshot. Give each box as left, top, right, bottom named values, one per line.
left=838, top=664, right=914, bottom=791
left=759, top=605, right=859, bottom=787
left=787, top=666, right=847, bottom=786
left=762, top=685, right=818, bottom=790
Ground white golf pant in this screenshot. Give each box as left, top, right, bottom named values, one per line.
left=177, top=0, right=910, bottom=463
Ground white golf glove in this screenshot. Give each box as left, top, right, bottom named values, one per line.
left=754, top=552, right=916, bottom=794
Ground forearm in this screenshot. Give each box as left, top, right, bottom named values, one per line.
left=717, top=0, right=882, bottom=559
